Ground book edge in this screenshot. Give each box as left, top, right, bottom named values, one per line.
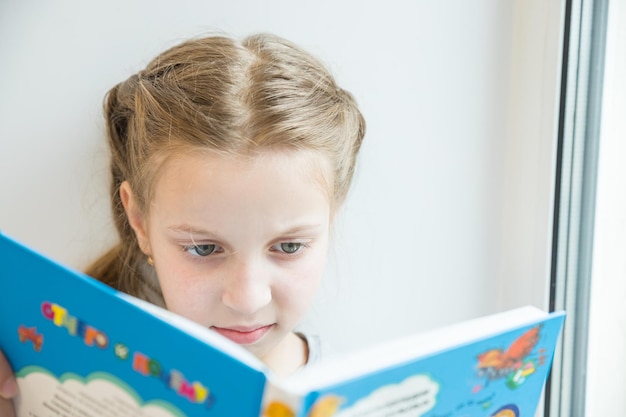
left=284, top=306, right=564, bottom=392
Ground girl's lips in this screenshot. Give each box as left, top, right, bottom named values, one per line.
left=211, top=324, right=274, bottom=345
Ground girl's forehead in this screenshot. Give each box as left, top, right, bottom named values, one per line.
left=147, top=148, right=334, bottom=233
left=152, top=147, right=334, bottom=203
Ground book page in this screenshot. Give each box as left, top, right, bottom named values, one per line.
left=15, top=368, right=184, bottom=417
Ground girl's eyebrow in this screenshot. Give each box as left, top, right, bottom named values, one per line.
left=278, top=224, right=322, bottom=235
left=167, top=224, right=215, bottom=236
left=167, top=223, right=322, bottom=236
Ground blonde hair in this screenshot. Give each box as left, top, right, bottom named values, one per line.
left=86, top=33, right=365, bottom=299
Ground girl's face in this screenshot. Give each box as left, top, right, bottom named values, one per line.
left=122, top=150, right=331, bottom=373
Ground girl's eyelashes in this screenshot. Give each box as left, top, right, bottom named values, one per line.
left=181, top=241, right=310, bottom=257
left=183, top=244, right=220, bottom=257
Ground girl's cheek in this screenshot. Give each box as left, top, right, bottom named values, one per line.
left=281, top=268, right=324, bottom=302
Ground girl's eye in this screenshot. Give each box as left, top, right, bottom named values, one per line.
left=276, top=242, right=304, bottom=254
left=184, top=244, right=218, bottom=257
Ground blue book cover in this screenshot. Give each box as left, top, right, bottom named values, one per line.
left=0, top=233, right=565, bottom=417
left=264, top=303, right=565, bottom=417
left=0, top=233, right=269, bottom=417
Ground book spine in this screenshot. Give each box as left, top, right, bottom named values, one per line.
left=260, top=380, right=306, bottom=417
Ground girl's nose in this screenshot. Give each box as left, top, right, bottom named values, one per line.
left=221, top=260, right=272, bottom=315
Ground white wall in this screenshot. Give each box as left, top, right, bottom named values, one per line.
left=0, top=1, right=563, bottom=355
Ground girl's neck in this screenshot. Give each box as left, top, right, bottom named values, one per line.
left=261, top=332, right=308, bottom=377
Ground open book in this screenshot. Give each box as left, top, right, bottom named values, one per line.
left=0, top=232, right=565, bottom=417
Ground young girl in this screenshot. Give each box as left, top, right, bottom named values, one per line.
left=0, top=32, right=365, bottom=413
